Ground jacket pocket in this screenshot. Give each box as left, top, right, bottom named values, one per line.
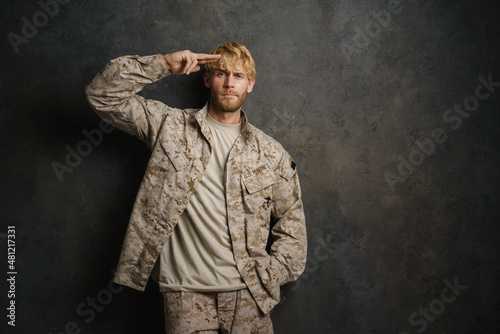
left=241, top=169, right=276, bottom=215
left=242, top=169, right=276, bottom=255
left=159, top=133, right=188, bottom=172
left=242, top=169, right=276, bottom=195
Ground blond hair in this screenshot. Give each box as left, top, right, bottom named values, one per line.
left=205, top=41, right=256, bottom=81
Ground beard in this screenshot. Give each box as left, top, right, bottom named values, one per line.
left=210, top=90, right=248, bottom=113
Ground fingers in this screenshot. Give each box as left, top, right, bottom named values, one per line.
left=166, top=50, right=221, bottom=75
left=195, top=53, right=222, bottom=64
left=183, top=52, right=197, bottom=75
left=185, top=52, right=221, bottom=75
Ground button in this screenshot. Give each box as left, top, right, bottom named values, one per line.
left=155, top=222, right=168, bottom=231
left=176, top=199, right=184, bottom=205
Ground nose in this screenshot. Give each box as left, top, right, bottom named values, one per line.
left=224, top=74, right=235, bottom=88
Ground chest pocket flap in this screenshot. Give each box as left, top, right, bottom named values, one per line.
left=243, top=169, right=276, bottom=194
left=159, top=133, right=188, bottom=172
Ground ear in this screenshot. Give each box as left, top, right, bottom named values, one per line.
left=247, top=79, right=255, bottom=93
left=203, top=72, right=211, bottom=88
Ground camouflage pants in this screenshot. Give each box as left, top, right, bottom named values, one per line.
left=163, top=288, right=274, bottom=334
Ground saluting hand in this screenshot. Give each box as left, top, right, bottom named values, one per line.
left=161, top=50, right=221, bottom=75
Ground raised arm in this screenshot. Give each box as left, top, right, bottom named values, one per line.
left=84, top=51, right=220, bottom=148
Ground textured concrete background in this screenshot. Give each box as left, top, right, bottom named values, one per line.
left=1, top=0, right=499, bottom=333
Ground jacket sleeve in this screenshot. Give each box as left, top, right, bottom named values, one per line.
left=269, top=151, right=307, bottom=286
left=84, top=54, right=171, bottom=149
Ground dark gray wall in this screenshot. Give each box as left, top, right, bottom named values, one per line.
left=1, top=0, right=499, bottom=333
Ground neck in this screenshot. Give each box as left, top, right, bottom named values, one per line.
left=207, top=102, right=242, bottom=125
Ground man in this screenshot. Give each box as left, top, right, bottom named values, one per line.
left=85, top=41, right=307, bottom=333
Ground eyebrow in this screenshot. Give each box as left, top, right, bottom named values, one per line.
left=215, top=68, right=247, bottom=76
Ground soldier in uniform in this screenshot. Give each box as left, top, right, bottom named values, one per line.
left=85, top=41, right=307, bottom=334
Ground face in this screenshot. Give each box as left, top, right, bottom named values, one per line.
left=204, top=61, right=255, bottom=114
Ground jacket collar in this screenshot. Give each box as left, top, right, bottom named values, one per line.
left=195, top=100, right=254, bottom=145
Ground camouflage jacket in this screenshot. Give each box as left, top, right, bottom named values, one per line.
left=85, top=54, right=307, bottom=314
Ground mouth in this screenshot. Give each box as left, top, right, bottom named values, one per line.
left=221, top=92, right=237, bottom=98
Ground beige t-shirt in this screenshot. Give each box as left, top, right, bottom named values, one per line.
left=156, top=113, right=246, bottom=292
